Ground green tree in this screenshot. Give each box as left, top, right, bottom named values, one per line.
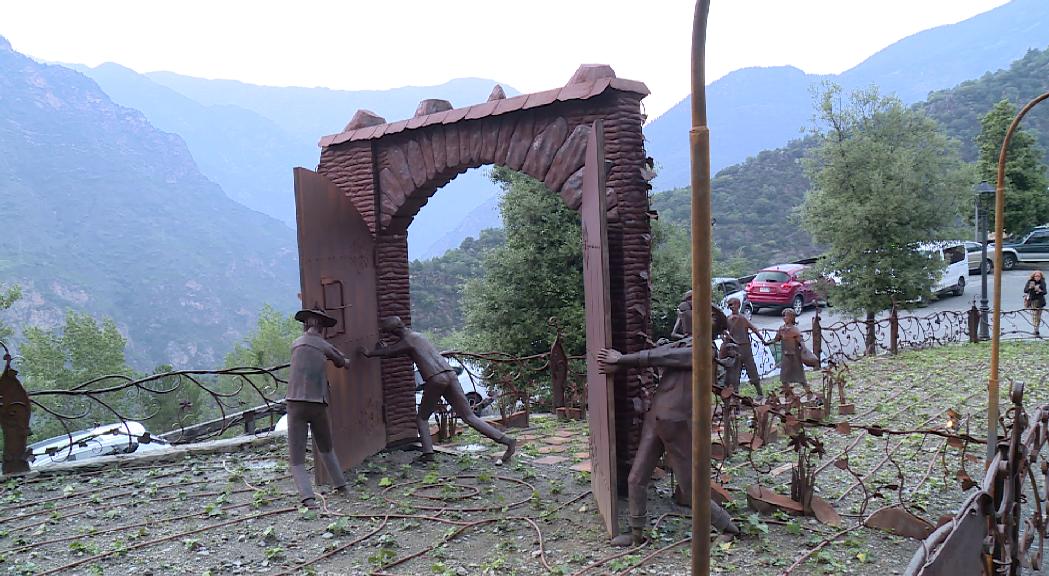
left=461, top=168, right=584, bottom=356
left=801, top=85, right=967, bottom=322
left=0, top=284, right=21, bottom=344
left=976, top=99, right=1049, bottom=235
left=411, top=228, right=506, bottom=338
left=20, top=310, right=134, bottom=439
left=650, top=219, right=692, bottom=341
left=219, top=305, right=299, bottom=412
left=140, top=363, right=207, bottom=434
left=223, top=305, right=299, bottom=368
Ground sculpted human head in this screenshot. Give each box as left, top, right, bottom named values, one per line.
left=379, top=316, right=407, bottom=339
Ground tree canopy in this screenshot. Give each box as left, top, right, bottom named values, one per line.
left=976, top=99, right=1049, bottom=235
left=801, top=85, right=968, bottom=318
left=460, top=168, right=585, bottom=356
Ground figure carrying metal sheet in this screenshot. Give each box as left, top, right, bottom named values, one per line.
left=600, top=294, right=740, bottom=546
left=362, top=316, right=517, bottom=464
left=286, top=308, right=352, bottom=507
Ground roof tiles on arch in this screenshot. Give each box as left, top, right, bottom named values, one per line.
left=318, top=76, right=649, bottom=148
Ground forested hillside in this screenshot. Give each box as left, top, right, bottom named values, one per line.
left=652, top=44, right=1049, bottom=271
left=919, top=46, right=1049, bottom=163
left=410, top=228, right=506, bottom=340
left=0, top=36, right=299, bottom=368
left=652, top=138, right=818, bottom=267
left=644, top=0, right=1049, bottom=191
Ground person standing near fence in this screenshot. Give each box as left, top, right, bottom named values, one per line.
left=1024, top=271, right=1046, bottom=337
left=286, top=308, right=352, bottom=508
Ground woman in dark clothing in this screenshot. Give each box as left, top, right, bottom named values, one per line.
left=1024, top=271, right=1046, bottom=336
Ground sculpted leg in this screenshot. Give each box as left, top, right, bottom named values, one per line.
left=660, top=418, right=739, bottom=535
left=443, top=375, right=516, bottom=463
left=741, top=352, right=763, bottom=397
left=416, top=382, right=442, bottom=461
left=311, top=406, right=348, bottom=491
left=286, top=401, right=316, bottom=504
left=611, top=423, right=663, bottom=547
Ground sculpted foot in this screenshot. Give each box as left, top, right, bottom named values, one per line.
left=611, top=527, right=646, bottom=547
left=413, top=452, right=435, bottom=465
left=498, top=437, right=517, bottom=465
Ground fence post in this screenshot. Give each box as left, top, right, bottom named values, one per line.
left=549, top=330, right=567, bottom=413
left=968, top=304, right=980, bottom=344
left=865, top=313, right=876, bottom=356
left=890, top=302, right=899, bottom=355
left=811, top=310, right=822, bottom=362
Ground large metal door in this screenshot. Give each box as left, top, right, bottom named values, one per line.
left=581, top=120, right=619, bottom=536
left=294, top=168, right=385, bottom=482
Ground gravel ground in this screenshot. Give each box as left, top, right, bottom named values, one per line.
left=4, top=340, right=1049, bottom=575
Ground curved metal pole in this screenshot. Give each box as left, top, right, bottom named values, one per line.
left=690, top=1, right=712, bottom=574
left=988, top=90, right=1049, bottom=466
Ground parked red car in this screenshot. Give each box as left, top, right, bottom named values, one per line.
left=745, top=263, right=831, bottom=315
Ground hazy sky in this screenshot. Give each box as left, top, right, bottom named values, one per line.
left=0, top=0, right=1010, bottom=120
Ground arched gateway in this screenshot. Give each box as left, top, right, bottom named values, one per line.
left=295, top=64, right=652, bottom=535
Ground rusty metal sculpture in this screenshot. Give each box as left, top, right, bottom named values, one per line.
left=286, top=308, right=352, bottom=506
left=724, top=297, right=766, bottom=399
left=905, top=380, right=1049, bottom=575
left=599, top=301, right=739, bottom=547
left=1, top=343, right=30, bottom=475
left=363, top=316, right=516, bottom=464
left=775, top=308, right=813, bottom=397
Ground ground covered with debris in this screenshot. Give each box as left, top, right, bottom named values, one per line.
left=4, top=341, right=1049, bottom=575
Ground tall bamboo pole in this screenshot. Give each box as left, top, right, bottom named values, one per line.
left=987, top=90, right=1049, bottom=465
left=690, top=1, right=712, bottom=574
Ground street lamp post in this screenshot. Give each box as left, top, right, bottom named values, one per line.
left=975, top=181, right=995, bottom=341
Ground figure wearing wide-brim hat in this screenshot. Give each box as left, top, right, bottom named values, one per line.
left=294, top=308, right=338, bottom=328
left=285, top=307, right=352, bottom=506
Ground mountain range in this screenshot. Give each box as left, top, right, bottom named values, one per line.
left=72, top=64, right=512, bottom=258
left=4, top=0, right=1049, bottom=368
left=643, top=0, right=1049, bottom=191
left=0, top=36, right=298, bottom=367
left=653, top=43, right=1049, bottom=268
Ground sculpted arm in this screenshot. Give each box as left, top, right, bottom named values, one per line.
left=599, top=345, right=691, bottom=372
left=361, top=339, right=412, bottom=358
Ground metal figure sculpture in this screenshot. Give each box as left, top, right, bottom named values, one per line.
left=362, top=316, right=516, bottom=464
left=600, top=298, right=740, bottom=546
left=286, top=309, right=352, bottom=507
left=774, top=308, right=813, bottom=397
left=0, top=349, right=30, bottom=475
left=724, top=297, right=767, bottom=399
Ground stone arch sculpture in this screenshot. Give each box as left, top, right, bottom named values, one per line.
left=298, top=65, right=652, bottom=532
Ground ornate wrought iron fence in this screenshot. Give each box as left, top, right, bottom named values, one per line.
left=905, top=380, right=1049, bottom=575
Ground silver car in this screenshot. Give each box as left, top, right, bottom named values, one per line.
left=714, top=277, right=753, bottom=319
left=962, top=241, right=994, bottom=274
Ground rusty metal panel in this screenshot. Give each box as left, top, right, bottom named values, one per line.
left=907, top=492, right=989, bottom=576
left=294, top=167, right=385, bottom=483
left=581, top=119, right=618, bottom=537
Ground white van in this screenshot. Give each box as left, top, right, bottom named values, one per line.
left=919, top=242, right=968, bottom=297
left=28, top=421, right=171, bottom=469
